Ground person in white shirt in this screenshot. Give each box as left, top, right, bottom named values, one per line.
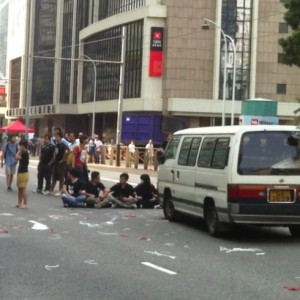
left=128, top=140, right=135, bottom=167
left=145, top=139, right=154, bottom=170
left=94, top=135, right=103, bottom=163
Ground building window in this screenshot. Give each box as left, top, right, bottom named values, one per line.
left=280, top=0, right=289, bottom=3
left=279, top=22, right=289, bottom=33
left=98, top=0, right=146, bottom=21
left=83, top=20, right=143, bottom=103
left=277, top=83, right=287, bottom=94
left=278, top=53, right=285, bottom=64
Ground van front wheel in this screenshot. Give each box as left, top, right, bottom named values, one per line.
left=163, top=196, right=178, bottom=222
left=204, top=202, right=222, bottom=237
left=289, top=225, right=300, bottom=238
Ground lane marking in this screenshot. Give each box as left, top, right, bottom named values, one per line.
left=141, top=262, right=177, bottom=275
left=29, top=220, right=49, bottom=230
left=45, top=265, right=59, bottom=271
left=220, top=246, right=265, bottom=255
left=144, top=251, right=176, bottom=259
left=84, top=260, right=98, bottom=265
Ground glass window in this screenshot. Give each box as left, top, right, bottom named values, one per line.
left=238, top=131, right=300, bottom=175
left=211, top=138, right=230, bottom=169
left=198, top=138, right=217, bottom=168
left=164, top=136, right=180, bottom=161
left=277, top=83, right=287, bottom=95
left=178, top=137, right=201, bottom=166
left=279, top=22, right=289, bottom=33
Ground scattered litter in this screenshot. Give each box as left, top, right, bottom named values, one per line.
left=118, top=234, right=129, bottom=238
left=284, top=286, right=300, bottom=291
left=106, top=216, right=118, bottom=225
left=45, top=265, right=59, bottom=271
left=69, top=213, right=80, bottom=216
left=79, top=221, right=102, bottom=228
left=138, top=236, right=151, bottom=241
left=29, top=220, right=49, bottom=230
left=49, top=215, right=72, bottom=220
left=0, top=213, right=13, bottom=216
left=123, top=214, right=136, bottom=218
left=84, top=260, right=98, bottom=265
left=184, top=245, right=191, bottom=249
left=220, top=246, right=264, bottom=254
left=164, top=243, right=175, bottom=247
left=144, top=251, right=176, bottom=259
left=97, top=231, right=119, bottom=236
left=122, top=228, right=131, bottom=231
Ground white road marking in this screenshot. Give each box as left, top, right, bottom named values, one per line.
left=84, top=260, right=98, bottom=265
left=0, top=213, right=13, bottom=216
left=220, top=246, right=265, bottom=254
left=29, top=220, right=49, bottom=230
left=141, top=262, right=177, bottom=275
left=45, top=265, right=59, bottom=270
left=144, top=251, right=176, bottom=259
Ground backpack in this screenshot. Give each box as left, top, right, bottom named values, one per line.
left=66, top=150, right=73, bottom=167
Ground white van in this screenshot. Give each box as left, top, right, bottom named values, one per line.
left=157, top=125, right=300, bottom=237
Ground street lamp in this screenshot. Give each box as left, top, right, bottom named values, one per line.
left=224, top=35, right=237, bottom=125
left=81, top=54, right=96, bottom=137
left=202, top=18, right=227, bottom=126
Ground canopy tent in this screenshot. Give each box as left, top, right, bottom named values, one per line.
left=0, top=120, right=35, bottom=133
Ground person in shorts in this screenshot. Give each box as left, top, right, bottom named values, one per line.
left=14, top=139, right=29, bottom=208
left=1, top=135, right=18, bottom=191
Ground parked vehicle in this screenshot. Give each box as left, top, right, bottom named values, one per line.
left=157, top=125, right=300, bottom=237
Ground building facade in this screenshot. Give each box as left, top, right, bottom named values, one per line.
left=6, top=0, right=300, bottom=142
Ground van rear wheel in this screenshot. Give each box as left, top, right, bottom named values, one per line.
left=204, top=202, right=222, bottom=237
left=289, top=225, right=300, bottom=238
left=163, top=196, right=178, bottom=222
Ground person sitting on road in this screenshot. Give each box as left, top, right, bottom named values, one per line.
left=107, top=172, right=137, bottom=209
left=61, top=168, right=86, bottom=208
left=82, top=171, right=110, bottom=208
left=135, top=174, right=159, bottom=208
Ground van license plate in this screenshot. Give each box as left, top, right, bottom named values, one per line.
left=269, top=190, right=294, bottom=203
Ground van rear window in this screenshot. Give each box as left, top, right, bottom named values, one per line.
left=238, top=131, right=300, bottom=175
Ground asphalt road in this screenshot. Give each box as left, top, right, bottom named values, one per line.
left=0, top=160, right=300, bottom=300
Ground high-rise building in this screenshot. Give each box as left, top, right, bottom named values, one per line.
left=6, top=0, right=300, bottom=140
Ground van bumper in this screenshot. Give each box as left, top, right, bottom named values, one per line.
left=228, top=203, right=300, bottom=224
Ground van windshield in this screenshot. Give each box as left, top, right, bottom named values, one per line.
left=238, top=131, right=300, bottom=175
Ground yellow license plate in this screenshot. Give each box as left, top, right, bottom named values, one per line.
left=269, top=190, right=294, bottom=203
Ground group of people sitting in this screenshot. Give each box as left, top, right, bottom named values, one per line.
left=61, top=170, right=159, bottom=209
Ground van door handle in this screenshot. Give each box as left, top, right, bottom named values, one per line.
left=170, top=170, right=174, bottom=181
left=177, top=171, right=180, bottom=179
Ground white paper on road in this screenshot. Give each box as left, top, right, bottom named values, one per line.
left=29, top=220, right=49, bottom=230
left=220, top=246, right=265, bottom=255
left=45, top=265, right=60, bottom=270
left=141, top=262, right=177, bottom=275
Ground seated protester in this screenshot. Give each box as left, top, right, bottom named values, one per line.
left=61, top=168, right=86, bottom=208
left=82, top=171, right=110, bottom=208
left=108, top=172, right=137, bottom=209
left=135, top=174, right=159, bottom=208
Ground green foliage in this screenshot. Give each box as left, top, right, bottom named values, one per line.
left=279, top=0, right=300, bottom=67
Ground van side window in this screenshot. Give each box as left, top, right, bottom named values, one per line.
left=164, top=136, right=180, bottom=160
left=211, top=138, right=230, bottom=169
left=197, top=137, right=230, bottom=169
left=178, top=137, right=201, bottom=166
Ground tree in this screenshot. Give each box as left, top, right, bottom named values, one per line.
left=279, top=0, right=300, bottom=67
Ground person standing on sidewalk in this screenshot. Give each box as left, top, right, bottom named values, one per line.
left=14, top=139, right=29, bottom=208
left=145, top=139, right=154, bottom=170
left=36, top=134, right=55, bottom=195
left=1, top=135, right=18, bottom=191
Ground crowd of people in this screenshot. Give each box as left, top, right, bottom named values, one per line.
left=0, top=127, right=160, bottom=210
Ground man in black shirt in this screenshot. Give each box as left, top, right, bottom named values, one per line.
left=50, top=132, right=69, bottom=196
left=82, top=171, right=110, bottom=208
left=36, top=134, right=55, bottom=194
left=108, top=172, right=137, bottom=209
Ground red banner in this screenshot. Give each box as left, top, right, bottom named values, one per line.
left=149, top=27, right=164, bottom=77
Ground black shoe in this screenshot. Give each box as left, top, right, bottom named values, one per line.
left=7, top=187, right=12, bottom=191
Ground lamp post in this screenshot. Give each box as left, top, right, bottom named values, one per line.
left=81, top=54, right=96, bottom=137
left=202, top=18, right=227, bottom=126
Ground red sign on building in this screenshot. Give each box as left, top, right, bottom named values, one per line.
left=149, top=27, right=164, bottom=77
left=0, top=86, right=5, bottom=95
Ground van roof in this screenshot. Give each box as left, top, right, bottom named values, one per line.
left=174, top=125, right=299, bottom=135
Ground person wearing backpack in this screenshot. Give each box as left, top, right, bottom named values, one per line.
left=1, top=135, right=18, bottom=191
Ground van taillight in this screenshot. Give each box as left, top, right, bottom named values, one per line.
left=228, top=184, right=267, bottom=202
